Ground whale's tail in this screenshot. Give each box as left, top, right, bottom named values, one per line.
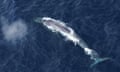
left=90, top=57, right=110, bottom=68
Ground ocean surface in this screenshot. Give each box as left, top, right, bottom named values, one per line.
left=0, top=0, right=120, bottom=72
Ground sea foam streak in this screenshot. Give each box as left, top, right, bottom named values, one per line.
left=34, top=17, right=110, bottom=67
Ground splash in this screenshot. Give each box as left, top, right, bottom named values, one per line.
left=34, top=17, right=111, bottom=67
left=1, top=17, right=28, bottom=43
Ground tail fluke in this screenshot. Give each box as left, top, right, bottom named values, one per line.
left=83, top=47, right=111, bottom=68
left=90, top=57, right=110, bottom=68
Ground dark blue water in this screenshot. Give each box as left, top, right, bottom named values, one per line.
left=0, top=0, right=120, bottom=72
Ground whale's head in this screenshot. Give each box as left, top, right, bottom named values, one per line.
left=34, top=17, right=42, bottom=23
